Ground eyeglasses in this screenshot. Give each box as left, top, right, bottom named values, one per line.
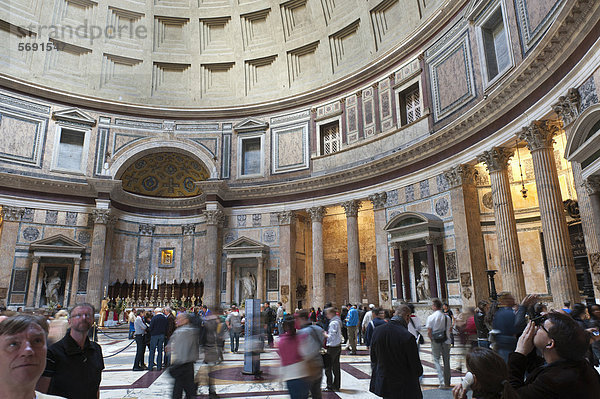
left=71, top=313, right=93, bottom=319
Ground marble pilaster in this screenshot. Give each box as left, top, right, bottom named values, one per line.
left=307, top=206, right=326, bottom=309
left=70, top=258, right=81, bottom=306
left=341, top=200, right=362, bottom=305
left=225, top=258, right=233, bottom=305
left=518, top=121, right=580, bottom=305
left=392, top=244, right=402, bottom=300
left=425, top=237, right=438, bottom=299
left=478, top=148, right=526, bottom=301
left=443, top=164, right=488, bottom=305
left=277, top=211, right=297, bottom=309
left=0, top=206, right=24, bottom=306
left=583, top=176, right=600, bottom=296
left=257, top=257, right=265, bottom=302
left=136, top=223, right=155, bottom=285
left=182, top=224, right=196, bottom=281
left=26, top=256, right=41, bottom=307
left=203, top=209, right=224, bottom=307
left=87, top=208, right=111, bottom=308
left=368, top=192, right=390, bottom=307
left=401, top=246, right=411, bottom=302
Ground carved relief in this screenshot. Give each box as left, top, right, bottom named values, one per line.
left=182, top=224, right=196, bottom=235
left=552, top=88, right=580, bottom=127
left=92, top=209, right=111, bottom=225
left=1, top=206, right=25, bottom=222
left=445, top=252, right=458, bottom=281
left=139, top=224, right=156, bottom=236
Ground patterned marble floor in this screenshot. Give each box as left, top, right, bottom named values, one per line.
left=97, top=329, right=468, bottom=399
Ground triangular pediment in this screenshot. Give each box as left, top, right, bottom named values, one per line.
left=233, top=118, right=269, bottom=133
left=223, top=236, right=269, bottom=251
left=30, top=234, right=86, bottom=251
left=52, top=108, right=97, bottom=126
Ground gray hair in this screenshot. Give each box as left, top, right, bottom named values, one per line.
left=394, top=304, right=411, bottom=318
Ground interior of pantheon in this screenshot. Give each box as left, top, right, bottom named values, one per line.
left=0, top=0, right=599, bottom=316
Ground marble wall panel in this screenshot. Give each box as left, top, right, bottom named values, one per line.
left=518, top=229, right=548, bottom=295
left=272, top=123, right=309, bottom=173
left=0, top=110, right=46, bottom=166
left=514, top=0, right=563, bottom=54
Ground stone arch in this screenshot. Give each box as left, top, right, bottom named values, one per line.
left=383, top=211, right=443, bottom=232
left=565, top=103, right=600, bottom=165
left=109, top=139, right=219, bottom=180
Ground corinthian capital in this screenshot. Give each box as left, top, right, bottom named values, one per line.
left=276, top=211, right=296, bottom=225
left=204, top=209, right=225, bottom=226
left=583, top=176, right=600, bottom=195
left=341, top=200, right=361, bottom=217
left=182, top=224, right=196, bottom=235
left=307, top=207, right=326, bottom=222
left=368, top=192, right=388, bottom=210
left=139, top=224, right=156, bottom=235
left=478, top=147, right=514, bottom=173
left=552, top=88, right=580, bottom=127
left=443, top=164, right=478, bottom=188
left=518, top=120, right=560, bottom=152
left=1, top=206, right=25, bottom=222
left=92, top=209, right=112, bottom=225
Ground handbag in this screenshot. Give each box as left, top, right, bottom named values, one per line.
left=432, top=316, right=448, bottom=343
left=409, top=317, right=425, bottom=345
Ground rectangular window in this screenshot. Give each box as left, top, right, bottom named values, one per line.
left=399, top=83, right=421, bottom=125
left=56, top=128, right=85, bottom=171
left=319, top=121, right=341, bottom=156
left=241, top=136, right=262, bottom=176
left=481, top=7, right=510, bottom=82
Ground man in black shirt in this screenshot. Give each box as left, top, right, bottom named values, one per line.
left=37, top=303, right=104, bottom=399
left=148, top=307, right=168, bottom=370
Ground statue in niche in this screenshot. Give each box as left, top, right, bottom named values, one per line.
left=44, top=270, right=61, bottom=305
left=416, top=262, right=430, bottom=301
left=241, top=272, right=256, bottom=302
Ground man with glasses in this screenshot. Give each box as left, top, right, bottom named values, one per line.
left=508, top=311, right=600, bottom=398
left=36, top=303, right=104, bottom=399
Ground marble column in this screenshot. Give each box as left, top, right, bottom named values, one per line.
left=519, top=121, right=580, bottom=305
left=425, top=238, right=438, bottom=298
left=182, top=224, right=196, bottom=281
left=137, top=224, right=155, bottom=283
left=307, top=206, right=326, bottom=309
left=26, top=256, right=41, bottom=307
left=436, top=239, right=448, bottom=300
left=583, top=176, right=600, bottom=249
left=204, top=209, right=224, bottom=308
left=70, top=258, right=81, bottom=306
left=443, top=164, right=488, bottom=305
left=257, top=256, right=265, bottom=302
left=0, top=206, right=24, bottom=306
left=479, top=147, right=526, bottom=301
left=341, top=200, right=362, bottom=305
left=401, top=245, right=411, bottom=301
left=225, top=258, right=233, bottom=305
left=368, top=192, right=390, bottom=307
left=392, top=244, right=402, bottom=300
left=584, top=176, right=600, bottom=296
left=277, top=211, right=296, bottom=309
left=86, top=208, right=112, bottom=308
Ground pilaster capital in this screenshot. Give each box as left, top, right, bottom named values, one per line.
left=92, top=208, right=112, bottom=225
left=443, top=164, right=478, bottom=188
left=1, top=206, right=25, bottom=222
left=368, top=192, right=388, bottom=210
left=32, top=256, right=41, bottom=264
left=341, top=200, right=362, bottom=217
left=204, top=209, right=225, bottom=226
left=276, top=210, right=296, bottom=225
left=182, top=224, right=196, bottom=235
left=425, top=236, right=443, bottom=246
left=139, top=224, right=156, bottom=235
left=393, top=242, right=410, bottom=251
left=307, top=206, right=327, bottom=222
left=478, top=147, right=514, bottom=173
left=583, top=176, right=600, bottom=195
left=356, top=90, right=363, bottom=98
left=552, top=88, right=580, bottom=127
left=195, top=180, right=228, bottom=198
left=73, top=258, right=81, bottom=266
left=518, top=120, right=560, bottom=152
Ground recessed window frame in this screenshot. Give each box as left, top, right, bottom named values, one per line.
left=316, top=116, right=342, bottom=156
left=394, top=75, right=423, bottom=127
left=474, top=0, right=514, bottom=89
left=237, top=131, right=265, bottom=178
left=51, top=124, right=91, bottom=175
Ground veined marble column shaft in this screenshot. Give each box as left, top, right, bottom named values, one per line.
left=70, top=258, right=81, bottom=306
left=0, top=206, right=24, bottom=306
left=137, top=224, right=156, bottom=283
left=342, top=200, right=362, bottom=305
left=368, top=192, right=390, bottom=308
left=225, top=258, right=233, bottom=305
left=204, top=209, right=224, bottom=308
left=87, top=208, right=111, bottom=308
left=182, top=224, right=196, bottom=281
left=26, top=256, right=41, bottom=307
left=583, top=176, right=600, bottom=249
left=574, top=171, right=600, bottom=298
left=277, top=211, right=297, bottom=309
left=392, top=244, right=402, bottom=300
left=307, top=206, right=326, bottom=309
left=519, top=121, right=580, bottom=305
left=257, top=257, right=265, bottom=302
left=479, top=148, right=526, bottom=301
left=425, top=239, right=438, bottom=298
left=401, top=247, right=411, bottom=301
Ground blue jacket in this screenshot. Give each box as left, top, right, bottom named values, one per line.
left=346, top=307, right=359, bottom=327
left=149, top=313, right=168, bottom=336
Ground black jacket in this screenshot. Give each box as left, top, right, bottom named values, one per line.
left=508, top=352, right=600, bottom=398
left=369, top=318, right=423, bottom=399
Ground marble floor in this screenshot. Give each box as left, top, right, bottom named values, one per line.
left=97, top=328, right=469, bottom=399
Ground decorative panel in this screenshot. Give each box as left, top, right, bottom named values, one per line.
left=427, top=28, right=475, bottom=122
left=272, top=122, right=309, bottom=174
left=112, top=131, right=145, bottom=154
left=95, top=127, right=109, bottom=175
left=379, top=77, right=393, bottom=131
left=362, top=86, right=376, bottom=137
left=345, top=94, right=358, bottom=142
left=514, top=0, right=564, bottom=54
left=0, top=109, right=47, bottom=167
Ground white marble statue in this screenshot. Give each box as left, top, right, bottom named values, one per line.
left=241, top=272, right=256, bottom=301
left=44, top=270, right=61, bottom=305
left=416, top=262, right=430, bottom=301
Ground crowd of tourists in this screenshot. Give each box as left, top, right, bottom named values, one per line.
left=1, top=292, right=600, bottom=399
